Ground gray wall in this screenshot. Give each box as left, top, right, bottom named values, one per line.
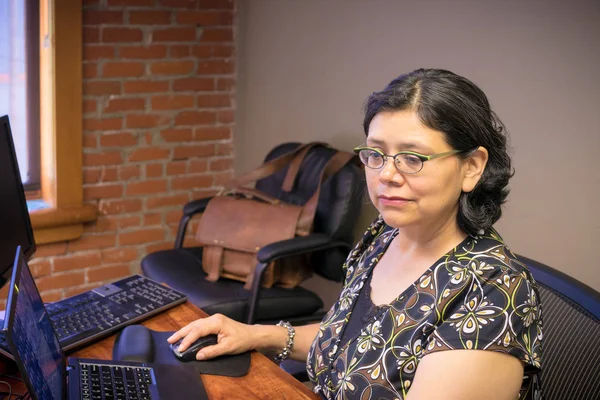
left=235, top=0, right=600, bottom=308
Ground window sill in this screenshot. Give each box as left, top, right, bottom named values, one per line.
left=30, top=204, right=98, bottom=244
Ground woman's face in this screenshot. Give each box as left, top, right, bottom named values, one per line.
left=365, top=110, right=471, bottom=231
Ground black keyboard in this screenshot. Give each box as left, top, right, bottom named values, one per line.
left=81, top=362, right=154, bottom=400
left=0, top=274, right=187, bottom=358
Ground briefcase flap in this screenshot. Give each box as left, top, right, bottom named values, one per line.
left=196, top=195, right=302, bottom=252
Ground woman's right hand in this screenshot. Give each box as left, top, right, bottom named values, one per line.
left=167, top=313, right=257, bottom=360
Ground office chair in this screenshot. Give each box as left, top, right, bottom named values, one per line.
left=141, top=142, right=364, bottom=325
left=517, top=255, right=600, bottom=400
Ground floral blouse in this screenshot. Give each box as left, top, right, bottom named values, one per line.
left=307, top=216, right=543, bottom=399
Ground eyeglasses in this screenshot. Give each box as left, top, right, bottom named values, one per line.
left=353, top=146, right=463, bottom=174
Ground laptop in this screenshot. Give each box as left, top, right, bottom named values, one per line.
left=2, top=246, right=208, bottom=400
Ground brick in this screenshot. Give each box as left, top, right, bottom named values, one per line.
left=83, top=99, right=97, bottom=114
left=146, top=194, right=189, bottom=209
left=100, top=132, right=138, bottom=147
left=216, top=142, right=232, bottom=155
left=213, top=171, right=233, bottom=185
left=217, top=77, right=235, bottom=91
left=191, top=189, right=219, bottom=200
left=30, top=260, right=52, bottom=278
left=165, top=209, right=183, bottom=225
left=199, top=27, right=233, bottom=42
left=150, top=61, right=195, bottom=76
left=161, top=128, right=193, bottom=142
left=118, top=215, right=142, bottom=229
left=69, top=233, right=117, bottom=252
left=33, top=243, right=68, bottom=258
left=120, top=228, right=165, bottom=245
left=143, top=213, right=162, bottom=226
left=158, top=0, right=197, bottom=8
left=40, top=291, right=64, bottom=303
left=99, top=199, right=143, bottom=215
left=84, top=217, right=118, bottom=233
left=173, top=144, right=214, bottom=159
left=197, top=0, right=234, bottom=9
left=36, top=272, right=85, bottom=293
left=128, top=147, right=171, bottom=162
left=210, top=158, right=232, bottom=171
left=101, top=167, right=119, bottom=182
left=102, top=248, right=139, bottom=264
left=83, top=63, right=98, bottom=79
left=218, top=109, right=235, bottom=123
left=84, top=81, right=122, bottom=96
left=83, top=169, right=101, bottom=184
left=126, top=180, right=168, bottom=196
left=145, top=242, right=173, bottom=254
left=84, top=10, right=124, bottom=25
left=171, top=175, right=213, bottom=190
left=120, top=45, right=168, bottom=59
left=166, top=161, right=187, bottom=175
left=173, top=77, right=214, bottom=92
left=174, top=111, right=216, bottom=125
left=83, top=133, right=98, bottom=148
left=107, top=0, right=154, bottom=5
left=124, top=80, right=169, bottom=94
left=196, top=94, right=230, bottom=108
left=194, top=126, right=230, bottom=140
left=84, top=46, right=115, bottom=61
left=104, top=98, right=145, bottom=113
left=126, top=114, right=169, bottom=129
left=102, top=28, right=144, bottom=43
left=84, top=184, right=124, bottom=200
left=153, top=27, right=196, bottom=42
left=84, top=152, right=123, bottom=166
left=103, top=62, right=145, bottom=78
left=129, top=10, right=172, bottom=25
left=83, top=117, right=123, bottom=131
left=188, top=159, right=208, bottom=173
left=177, top=11, right=233, bottom=25
left=84, top=27, right=100, bottom=43
left=54, top=253, right=102, bottom=273
left=145, top=164, right=163, bottom=178
left=197, top=59, right=234, bottom=75
left=119, top=165, right=142, bottom=180
left=170, top=45, right=190, bottom=58
left=192, top=44, right=234, bottom=58
left=152, top=95, right=194, bottom=110
left=88, top=265, right=132, bottom=284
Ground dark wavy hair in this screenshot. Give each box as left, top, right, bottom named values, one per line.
left=363, top=68, right=513, bottom=236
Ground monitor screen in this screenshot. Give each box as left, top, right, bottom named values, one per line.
left=4, top=246, right=65, bottom=400
left=0, top=115, right=36, bottom=288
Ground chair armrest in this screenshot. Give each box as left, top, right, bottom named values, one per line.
left=256, top=233, right=351, bottom=264
left=182, top=197, right=213, bottom=217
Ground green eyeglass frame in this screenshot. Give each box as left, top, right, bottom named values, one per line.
left=353, top=146, right=463, bottom=174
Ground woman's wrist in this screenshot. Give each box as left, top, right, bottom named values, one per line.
left=250, top=323, right=289, bottom=352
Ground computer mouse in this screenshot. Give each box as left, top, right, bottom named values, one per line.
left=170, top=334, right=219, bottom=362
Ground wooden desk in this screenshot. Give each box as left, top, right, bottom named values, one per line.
left=2, top=302, right=319, bottom=399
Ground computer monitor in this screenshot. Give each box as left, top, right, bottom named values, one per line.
left=0, top=115, right=36, bottom=289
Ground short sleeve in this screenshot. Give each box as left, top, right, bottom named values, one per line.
left=423, top=262, right=543, bottom=371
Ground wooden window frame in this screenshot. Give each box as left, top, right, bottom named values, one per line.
left=31, top=0, right=97, bottom=245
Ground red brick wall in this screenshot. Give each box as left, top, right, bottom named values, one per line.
left=21, top=0, right=236, bottom=303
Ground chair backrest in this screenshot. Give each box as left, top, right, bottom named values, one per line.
left=517, top=255, right=600, bottom=400
left=255, top=142, right=364, bottom=282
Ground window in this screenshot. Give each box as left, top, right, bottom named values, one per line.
left=0, top=0, right=40, bottom=190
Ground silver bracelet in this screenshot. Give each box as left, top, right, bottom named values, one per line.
left=274, top=320, right=295, bottom=362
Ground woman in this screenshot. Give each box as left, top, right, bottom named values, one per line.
left=168, top=69, right=543, bottom=400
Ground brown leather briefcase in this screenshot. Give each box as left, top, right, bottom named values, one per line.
left=195, top=143, right=354, bottom=289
